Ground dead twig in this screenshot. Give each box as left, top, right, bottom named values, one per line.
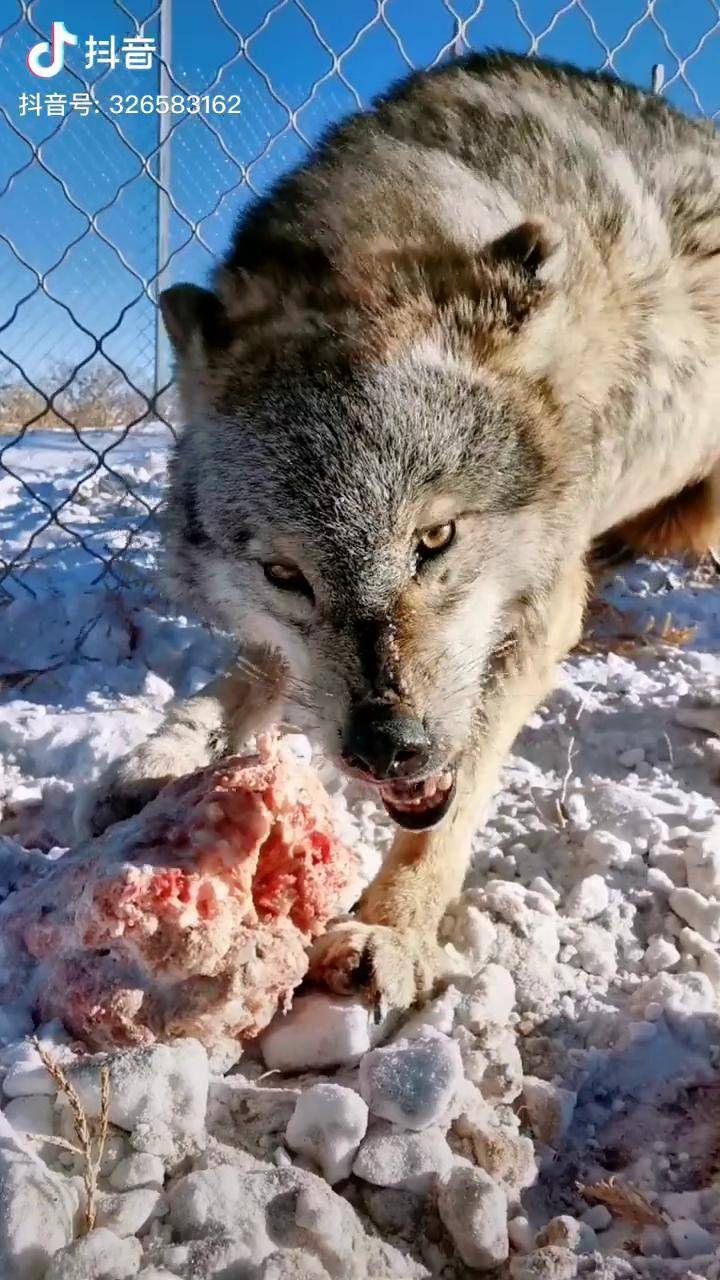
left=555, top=733, right=577, bottom=827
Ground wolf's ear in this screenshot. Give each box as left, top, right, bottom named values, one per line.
left=484, top=218, right=565, bottom=285
left=159, top=283, right=232, bottom=356
left=357, top=218, right=565, bottom=338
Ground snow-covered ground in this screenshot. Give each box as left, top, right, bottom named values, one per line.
left=1, top=426, right=719, bottom=1279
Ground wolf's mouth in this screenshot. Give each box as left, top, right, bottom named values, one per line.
left=378, top=768, right=456, bottom=831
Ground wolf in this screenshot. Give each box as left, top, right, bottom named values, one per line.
left=87, top=52, right=720, bottom=1008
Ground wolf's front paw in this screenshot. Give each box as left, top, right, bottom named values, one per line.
left=308, top=921, right=441, bottom=1012
left=77, top=749, right=174, bottom=840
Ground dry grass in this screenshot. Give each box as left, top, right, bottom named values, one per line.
left=577, top=1177, right=666, bottom=1227
left=31, top=1037, right=110, bottom=1233
left=576, top=598, right=697, bottom=657
left=0, top=364, right=156, bottom=432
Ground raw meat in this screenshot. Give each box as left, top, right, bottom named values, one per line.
left=0, top=739, right=359, bottom=1051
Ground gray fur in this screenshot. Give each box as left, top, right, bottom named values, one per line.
left=156, top=51, right=720, bottom=765
left=84, top=53, right=720, bottom=1005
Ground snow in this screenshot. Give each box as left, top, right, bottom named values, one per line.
left=510, top=1246, right=579, bottom=1278
left=164, top=1162, right=421, bottom=1278
left=2, top=427, right=720, bottom=1277
left=0, top=1109, right=79, bottom=1279
left=65, top=1040, right=209, bottom=1160
left=45, top=1230, right=143, bottom=1280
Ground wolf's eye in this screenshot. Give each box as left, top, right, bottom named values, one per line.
left=263, top=562, right=314, bottom=601
left=418, top=521, right=456, bottom=559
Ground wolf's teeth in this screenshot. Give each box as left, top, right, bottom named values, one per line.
left=437, top=772, right=453, bottom=791
left=423, top=778, right=437, bottom=797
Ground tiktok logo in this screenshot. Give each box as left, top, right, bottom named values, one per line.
left=27, top=20, right=78, bottom=78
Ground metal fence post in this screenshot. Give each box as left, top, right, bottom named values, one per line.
left=153, top=0, right=173, bottom=406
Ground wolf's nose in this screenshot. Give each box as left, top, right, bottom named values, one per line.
left=342, top=703, right=431, bottom=780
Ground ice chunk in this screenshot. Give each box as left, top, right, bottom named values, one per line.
left=352, top=1125, right=453, bottom=1192
left=583, top=831, right=633, bottom=868
left=455, top=965, right=516, bottom=1030
left=666, top=1219, right=718, bottom=1259
left=358, top=1035, right=463, bottom=1130
left=508, top=1216, right=535, bottom=1253
left=2, top=1038, right=76, bottom=1098
left=259, top=1253, right=330, bottom=1279
left=644, top=936, right=680, bottom=974
left=573, top=924, right=617, bottom=977
left=564, top=875, right=609, bottom=921
left=670, top=887, right=720, bottom=943
left=286, top=1083, right=368, bottom=1183
left=109, top=1152, right=165, bottom=1190
left=261, top=994, right=391, bottom=1071
left=522, top=1077, right=576, bottom=1146
left=136, top=1272, right=182, bottom=1280
left=475, top=1025, right=524, bottom=1104
left=580, top=1205, right=611, bottom=1231
left=4, top=1093, right=55, bottom=1139
left=438, top=1166, right=509, bottom=1270
left=168, top=1163, right=367, bottom=1276
left=96, top=1187, right=166, bottom=1236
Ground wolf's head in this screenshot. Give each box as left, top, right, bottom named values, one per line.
left=160, top=222, right=579, bottom=829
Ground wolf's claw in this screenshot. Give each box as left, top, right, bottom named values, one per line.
left=308, top=921, right=441, bottom=1012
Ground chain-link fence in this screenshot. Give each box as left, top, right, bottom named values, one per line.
left=2, top=0, right=720, bottom=602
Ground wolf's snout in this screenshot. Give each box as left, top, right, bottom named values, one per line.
left=341, top=702, right=431, bottom=781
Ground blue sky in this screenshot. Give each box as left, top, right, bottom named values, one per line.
left=2, top=0, right=720, bottom=399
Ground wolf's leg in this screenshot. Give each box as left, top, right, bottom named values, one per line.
left=309, top=561, right=588, bottom=1009
left=79, top=645, right=286, bottom=838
